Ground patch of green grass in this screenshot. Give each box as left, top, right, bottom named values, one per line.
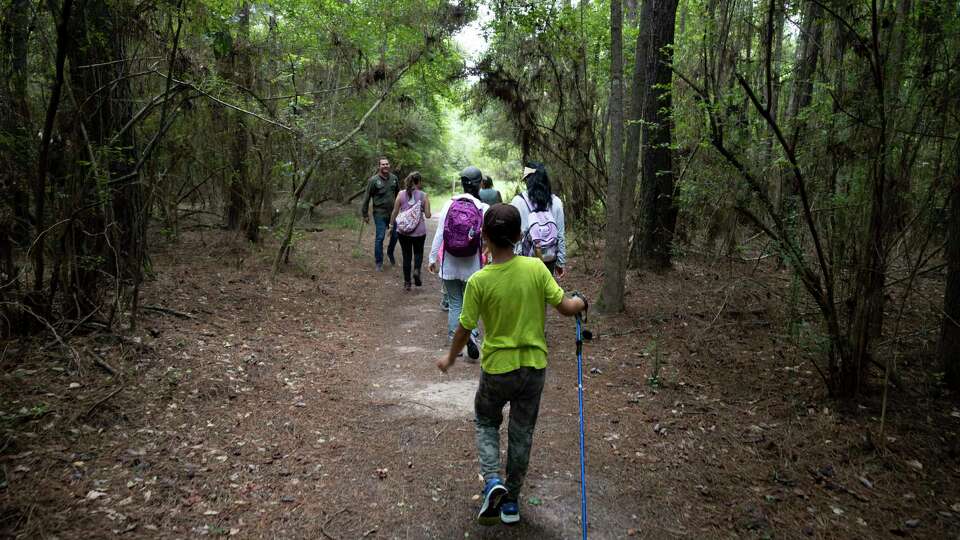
left=645, top=339, right=663, bottom=388
left=0, top=403, right=50, bottom=429
left=426, top=190, right=453, bottom=213
left=165, top=367, right=183, bottom=387
left=207, top=525, right=229, bottom=536
left=322, top=213, right=360, bottom=230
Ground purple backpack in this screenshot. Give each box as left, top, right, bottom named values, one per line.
left=443, top=198, right=483, bottom=257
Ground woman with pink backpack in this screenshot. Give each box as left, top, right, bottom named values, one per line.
left=391, top=172, right=432, bottom=291
left=428, top=166, right=489, bottom=360
left=510, top=161, right=567, bottom=278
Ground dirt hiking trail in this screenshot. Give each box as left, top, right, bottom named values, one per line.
left=136, top=212, right=640, bottom=539
left=3, top=204, right=960, bottom=539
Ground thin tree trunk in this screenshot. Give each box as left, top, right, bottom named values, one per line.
left=598, top=0, right=626, bottom=313
left=35, top=0, right=74, bottom=292
left=0, top=0, right=32, bottom=296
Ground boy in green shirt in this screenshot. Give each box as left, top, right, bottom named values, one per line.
left=437, top=203, right=586, bottom=526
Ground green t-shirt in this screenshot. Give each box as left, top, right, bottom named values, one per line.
left=459, top=256, right=565, bottom=374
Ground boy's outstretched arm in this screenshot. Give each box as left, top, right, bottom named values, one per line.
left=554, top=295, right=587, bottom=317
left=437, top=324, right=472, bottom=373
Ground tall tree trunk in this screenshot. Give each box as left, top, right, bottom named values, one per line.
left=105, top=13, right=143, bottom=286
left=35, top=0, right=74, bottom=293
left=569, top=4, right=595, bottom=226
left=942, top=142, right=960, bottom=391
left=224, top=4, right=251, bottom=235
left=785, top=0, right=823, bottom=147
left=66, top=0, right=136, bottom=319
left=761, top=0, right=785, bottom=197
left=846, top=0, right=911, bottom=396
left=635, top=0, right=680, bottom=270
left=239, top=6, right=262, bottom=243
left=621, top=2, right=647, bottom=268
left=0, top=0, right=32, bottom=297
left=781, top=0, right=822, bottom=212
left=598, top=0, right=626, bottom=313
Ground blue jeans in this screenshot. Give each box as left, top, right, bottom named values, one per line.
left=443, top=278, right=467, bottom=337
left=444, top=278, right=480, bottom=343
left=373, top=215, right=389, bottom=265
left=387, top=222, right=398, bottom=262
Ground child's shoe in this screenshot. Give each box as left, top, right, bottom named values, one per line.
left=477, top=478, right=507, bottom=526
left=500, top=499, right=520, bottom=524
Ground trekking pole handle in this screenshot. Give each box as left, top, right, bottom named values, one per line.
left=571, top=291, right=588, bottom=324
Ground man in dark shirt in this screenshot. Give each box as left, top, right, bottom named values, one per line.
left=360, top=157, right=399, bottom=271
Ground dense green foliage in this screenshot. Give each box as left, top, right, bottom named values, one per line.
left=0, top=0, right=474, bottom=333
left=470, top=0, right=960, bottom=396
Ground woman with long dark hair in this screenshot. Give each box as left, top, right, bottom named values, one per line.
left=510, top=161, right=567, bottom=277
left=390, top=171, right=431, bottom=290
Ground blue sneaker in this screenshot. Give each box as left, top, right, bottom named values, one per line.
left=500, top=499, right=520, bottom=524
left=477, top=478, right=508, bottom=526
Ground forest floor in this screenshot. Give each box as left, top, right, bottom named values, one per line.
left=2, top=204, right=960, bottom=539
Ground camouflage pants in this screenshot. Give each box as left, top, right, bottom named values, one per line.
left=475, top=367, right=546, bottom=498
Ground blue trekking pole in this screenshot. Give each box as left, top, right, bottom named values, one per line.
left=572, top=293, right=591, bottom=540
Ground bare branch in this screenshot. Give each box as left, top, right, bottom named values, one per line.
left=735, top=72, right=833, bottom=292
left=76, top=56, right=164, bottom=69
left=108, top=92, right=194, bottom=186
left=261, top=85, right=354, bottom=101
left=274, top=62, right=414, bottom=274
left=1, top=301, right=82, bottom=372
left=108, top=83, right=187, bottom=148
left=148, top=69, right=299, bottom=134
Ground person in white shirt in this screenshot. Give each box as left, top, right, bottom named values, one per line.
left=510, top=161, right=567, bottom=278
left=429, top=166, right=490, bottom=360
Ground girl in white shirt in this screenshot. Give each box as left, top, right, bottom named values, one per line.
left=429, top=166, right=489, bottom=359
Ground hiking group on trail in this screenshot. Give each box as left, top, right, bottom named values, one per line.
left=358, top=158, right=584, bottom=528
